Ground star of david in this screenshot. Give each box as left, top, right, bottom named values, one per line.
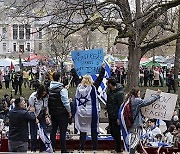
left=76, top=94, right=90, bottom=107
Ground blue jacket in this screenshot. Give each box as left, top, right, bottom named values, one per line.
left=9, top=107, right=36, bottom=142
left=130, top=93, right=160, bottom=130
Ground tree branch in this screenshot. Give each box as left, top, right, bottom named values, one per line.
left=141, top=33, right=180, bottom=56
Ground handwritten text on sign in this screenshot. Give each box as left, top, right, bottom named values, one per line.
left=141, top=89, right=178, bottom=120
left=71, top=48, right=104, bottom=76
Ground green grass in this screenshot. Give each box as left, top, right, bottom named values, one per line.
left=0, top=83, right=179, bottom=105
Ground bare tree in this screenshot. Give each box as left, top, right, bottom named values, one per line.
left=174, top=6, right=180, bottom=92
left=5, top=0, right=180, bottom=88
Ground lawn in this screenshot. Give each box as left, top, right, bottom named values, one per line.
left=0, top=83, right=179, bottom=108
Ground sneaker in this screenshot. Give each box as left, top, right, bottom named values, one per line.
left=79, top=150, right=84, bottom=153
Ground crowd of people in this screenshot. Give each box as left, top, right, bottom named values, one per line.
left=110, top=65, right=178, bottom=93
left=0, top=63, right=179, bottom=153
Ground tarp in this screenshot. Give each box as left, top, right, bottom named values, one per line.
left=0, top=58, right=18, bottom=67
left=141, top=61, right=161, bottom=67
left=22, top=60, right=39, bottom=66
left=149, top=56, right=166, bottom=63
left=104, top=55, right=115, bottom=64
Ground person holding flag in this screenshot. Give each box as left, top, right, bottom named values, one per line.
left=28, top=85, right=49, bottom=152
left=119, top=88, right=161, bottom=154
left=74, top=63, right=105, bottom=152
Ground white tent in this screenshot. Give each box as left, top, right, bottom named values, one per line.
left=0, top=58, right=18, bottom=67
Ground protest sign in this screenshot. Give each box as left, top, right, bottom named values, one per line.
left=71, top=48, right=104, bottom=76
left=141, top=89, right=178, bottom=120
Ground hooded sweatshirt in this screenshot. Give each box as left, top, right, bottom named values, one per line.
left=49, top=81, right=71, bottom=113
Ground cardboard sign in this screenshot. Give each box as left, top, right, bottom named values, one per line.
left=141, top=89, right=178, bottom=120
left=71, top=48, right=104, bottom=76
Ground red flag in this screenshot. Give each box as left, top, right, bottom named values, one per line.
left=27, top=55, right=30, bottom=62
left=10, top=61, right=14, bottom=70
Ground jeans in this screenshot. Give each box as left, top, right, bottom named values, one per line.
left=109, top=118, right=122, bottom=152
left=80, top=131, right=98, bottom=150
left=30, top=116, right=46, bottom=152
left=8, top=140, right=28, bottom=152
left=50, top=114, right=69, bottom=153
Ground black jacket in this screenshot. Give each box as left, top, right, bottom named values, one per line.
left=106, top=84, right=124, bottom=119
left=93, top=67, right=105, bottom=90
left=48, top=86, right=68, bottom=116
left=8, top=107, right=36, bottom=142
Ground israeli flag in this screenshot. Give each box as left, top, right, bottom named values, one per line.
left=37, top=123, right=53, bottom=153
left=118, top=101, right=130, bottom=152
left=91, top=61, right=111, bottom=105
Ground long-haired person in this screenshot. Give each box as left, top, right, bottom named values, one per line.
left=28, top=84, right=49, bottom=152
left=74, top=63, right=105, bottom=152
left=123, top=88, right=161, bottom=154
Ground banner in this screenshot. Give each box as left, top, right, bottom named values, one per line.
left=71, top=48, right=104, bottom=76
left=141, top=89, right=178, bottom=120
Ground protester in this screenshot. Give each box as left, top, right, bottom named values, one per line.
left=23, top=69, right=29, bottom=88
left=70, top=64, right=81, bottom=87
left=74, top=63, right=105, bottom=152
left=105, top=77, right=124, bottom=153
left=153, top=68, right=160, bottom=87
left=165, top=125, right=176, bottom=144
left=4, top=71, right=10, bottom=89
left=146, top=119, right=161, bottom=142
left=28, top=85, right=49, bottom=152
left=48, top=72, right=72, bottom=153
left=8, top=97, right=36, bottom=152
left=167, top=70, right=176, bottom=93
left=14, top=71, right=23, bottom=95
left=121, top=88, right=161, bottom=154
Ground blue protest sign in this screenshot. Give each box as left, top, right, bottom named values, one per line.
left=71, top=48, right=104, bottom=76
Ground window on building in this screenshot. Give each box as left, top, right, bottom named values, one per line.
left=19, top=25, right=24, bottom=39
left=2, top=27, right=6, bottom=39
left=39, top=43, right=42, bottom=50
left=13, top=24, right=18, bottom=39
left=25, top=25, right=30, bottom=40
left=39, top=29, right=42, bottom=39
left=13, top=43, right=16, bottom=52
left=27, top=43, right=30, bottom=51
left=3, top=43, right=6, bottom=52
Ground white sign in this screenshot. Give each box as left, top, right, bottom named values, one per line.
left=14, top=65, right=20, bottom=72
left=141, top=89, right=178, bottom=120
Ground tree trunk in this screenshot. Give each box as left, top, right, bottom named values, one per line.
left=174, top=6, right=180, bottom=92
left=127, top=46, right=141, bottom=90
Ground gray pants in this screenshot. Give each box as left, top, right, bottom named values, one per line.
left=8, top=140, right=28, bottom=152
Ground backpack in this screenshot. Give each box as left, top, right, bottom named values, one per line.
left=123, top=98, right=138, bottom=129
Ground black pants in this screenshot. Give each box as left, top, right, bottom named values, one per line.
left=168, top=80, right=176, bottom=93
left=50, top=114, right=69, bottom=153
left=5, top=80, right=9, bottom=89
left=80, top=131, right=98, bottom=150
left=109, top=118, right=122, bottom=152
left=15, top=84, right=22, bottom=95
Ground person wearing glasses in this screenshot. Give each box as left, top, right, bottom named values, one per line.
left=8, top=97, right=36, bottom=152
left=28, top=84, right=49, bottom=152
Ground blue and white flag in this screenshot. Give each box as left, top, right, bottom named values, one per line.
left=119, top=101, right=130, bottom=152
left=37, top=124, right=53, bottom=153
left=91, top=61, right=111, bottom=105
left=74, top=85, right=99, bottom=133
